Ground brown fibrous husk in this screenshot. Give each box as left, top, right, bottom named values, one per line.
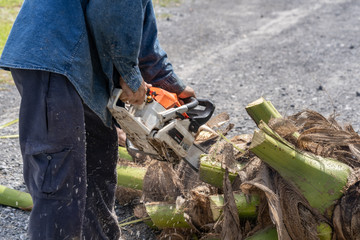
left=142, top=160, right=184, bottom=203
left=267, top=110, right=360, bottom=239
left=333, top=180, right=360, bottom=240
left=115, top=186, right=142, bottom=205
left=220, top=168, right=242, bottom=240
left=284, top=110, right=360, bottom=168
left=184, top=185, right=214, bottom=231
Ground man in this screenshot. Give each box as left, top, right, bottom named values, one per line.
left=0, top=0, right=194, bottom=239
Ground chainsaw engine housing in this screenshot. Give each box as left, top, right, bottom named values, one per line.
left=108, top=87, right=215, bottom=164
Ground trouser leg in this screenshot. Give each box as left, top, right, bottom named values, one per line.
left=11, top=69, right=87, bottom=240
left=11, top=69, right=120, bottom=240
left=82, top=105, right=120, bottom=240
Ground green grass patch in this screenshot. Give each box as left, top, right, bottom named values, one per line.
left=0, top=0, right=21, bottom=85
left=0, top=19, right=13, bottom=56
left=0, top=0, right=22, bottom=8
left=0, top=1, right=22, bottom=56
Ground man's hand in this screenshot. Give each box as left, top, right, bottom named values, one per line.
left=119, top=77, right=151, bottom=105
left=178, top=86, right=196, bottom=104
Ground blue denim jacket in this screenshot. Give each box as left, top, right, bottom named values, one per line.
left=0, top=0, right=186, bottom=126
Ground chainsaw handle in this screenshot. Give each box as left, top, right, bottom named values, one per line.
left=108, top=88, right=123, bottom=111
left=158, top=97, right=198, bottom=123
left=182, top=97, right=199, bottom=110
left=108, top=88, right=147, bottom=110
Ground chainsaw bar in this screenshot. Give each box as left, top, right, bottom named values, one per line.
left=183, top=143, right=206, bottom=171
left=126, top=138, right=205, bottom=171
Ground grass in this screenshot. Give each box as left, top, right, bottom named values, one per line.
left=0, top=0, right=22, bottom=85
left=0, top=0, right=23, bottom=7
left=0, top=0, right=22, bottom=55
left=0, top=0, right=22, bottom=84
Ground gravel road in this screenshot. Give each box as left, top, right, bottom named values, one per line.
left=1, top=0, right=360, bottom=239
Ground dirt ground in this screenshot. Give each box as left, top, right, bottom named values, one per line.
left=1, top=0, right=360, bottom=239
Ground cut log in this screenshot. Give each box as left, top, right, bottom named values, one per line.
left=209, top=193, right=260, bottom=221
left=144, top=191, right=259, bottom=229
left=249, top=130, right=352, bottom=214
left=0, top=185, right=33, bottom=211
left=145, top=202, right=190, bottom=229
left=116, top=165, right=147, bottom=190
left=199, top=155, right=240, bottom=189
left=245, top=98, right=282, bottom=125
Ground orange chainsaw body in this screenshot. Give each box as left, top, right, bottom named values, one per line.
left=148, top=87, right=189, bottom=118
left=148, top=87, right=181, bottom=109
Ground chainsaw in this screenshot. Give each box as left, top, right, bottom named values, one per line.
left=107, top=86, right=215, bottom=171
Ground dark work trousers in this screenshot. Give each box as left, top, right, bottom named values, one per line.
left=10, top=69, right=120, bottom=240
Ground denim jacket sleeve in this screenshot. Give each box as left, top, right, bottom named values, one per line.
left=86, top=0, right=146, bottom=92
left=86, top=0, right=185, bottom=94
left=139, top=1, right=186, bottom=94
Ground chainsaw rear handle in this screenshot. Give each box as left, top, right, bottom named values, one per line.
left=160, top=97, right=215, bottom=133
left=181, top=97, right=199, bottom=110
left=159, top=97, right=199, bottom=123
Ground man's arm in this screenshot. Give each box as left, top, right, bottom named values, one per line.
left=139, top=0, right=193, bottom=97
left=86, top=0, right=147, bottom=94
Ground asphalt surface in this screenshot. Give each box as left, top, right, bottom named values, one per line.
left=159, top=0, right=360, bottom=134
left=1, top=0, right=360, bottom=239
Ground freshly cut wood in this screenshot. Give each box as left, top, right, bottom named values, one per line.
left=249, top=130, right=352, bottom=214
left=0, top=185, right=33, bottom=211
left=116, top=165, right=147, bottom=190
left=245, top=98, right=282, bottom=125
